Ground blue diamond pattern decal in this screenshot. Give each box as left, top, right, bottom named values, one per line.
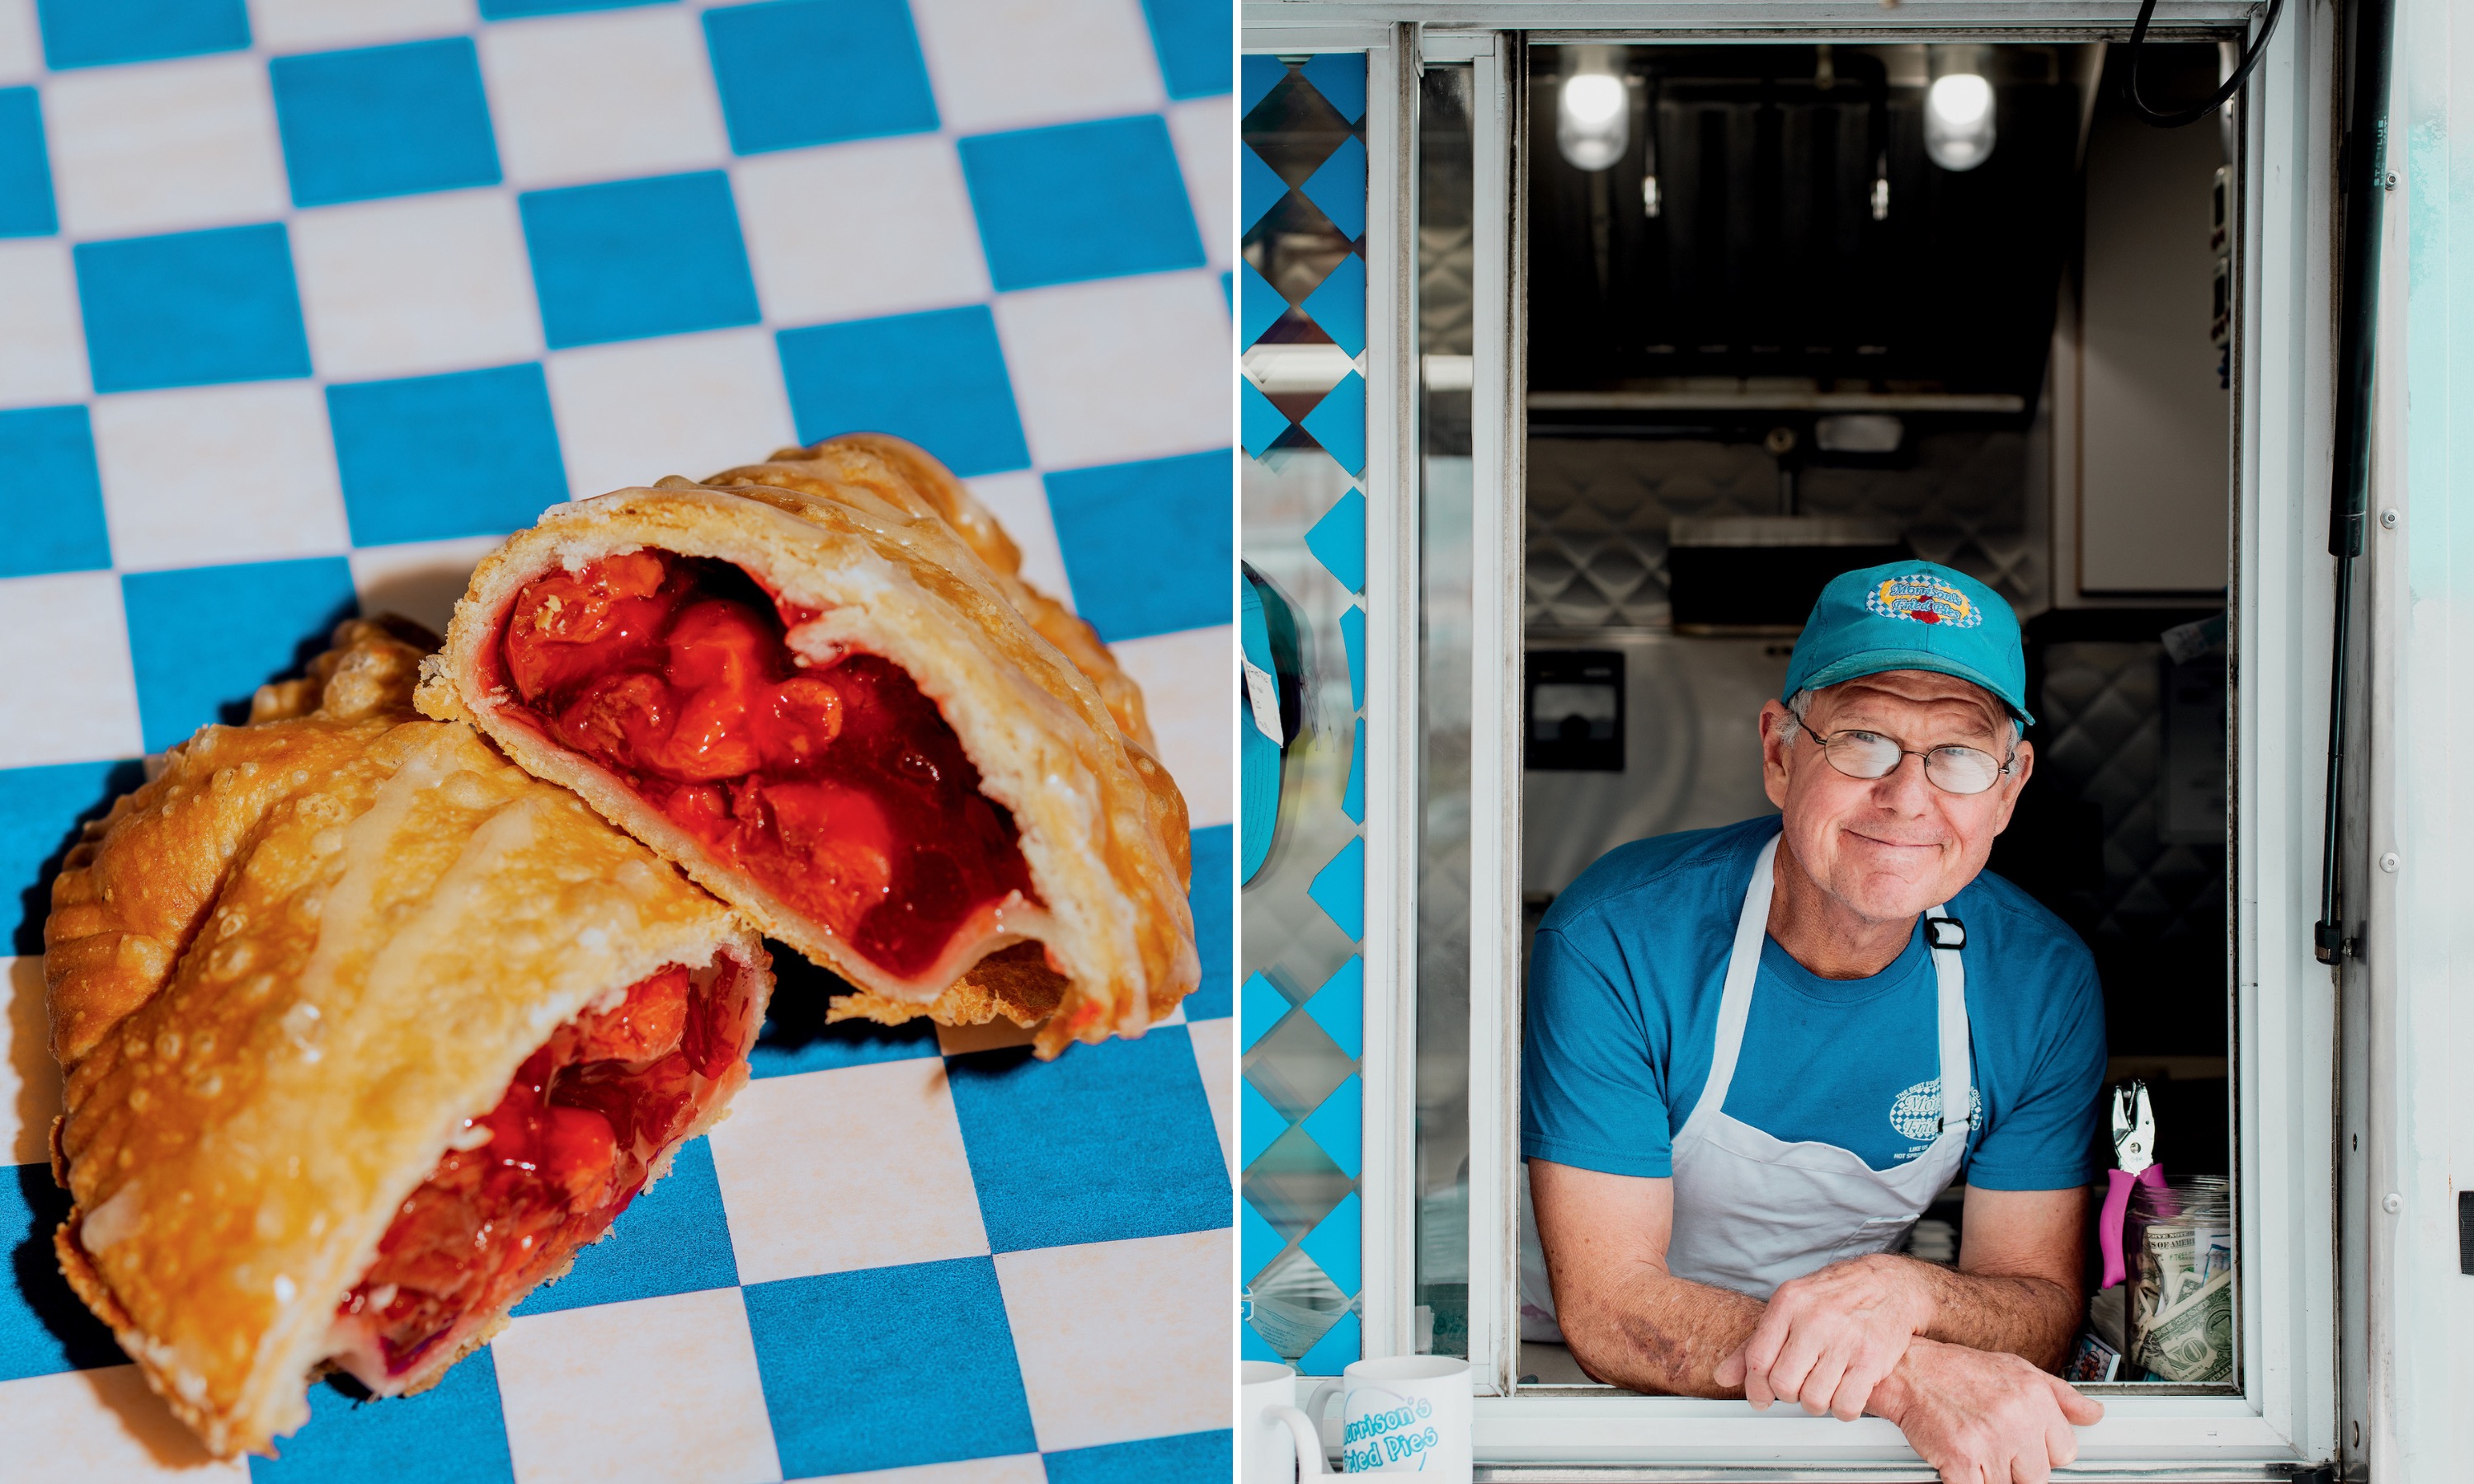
left=1300, top=54, right=1366, bottom=124
left=1300, top=134, right=1366, bottom=241
left=1305, top=956, right=1363, bottom=1059
left=1299, top=1311, right=1360, bottom=1374
left=1304, top=485, right=1366, bottom=593
left=1239, top=258, right=1289, bottom=348
left=1241, top=376, right=1288, bottom=458
left=1301, top=1074, right=1362, bottom=1180
left=1241, top=145, right=1289, bottom=234
left=1244, top=49, right=1368, bottom=1375
left=1306, top=836, right=1364, bottom=941
left=1300, top=370, right=1366, bottom=478
left=1300, top=1191, right=1362, bottom=1295
left=1241, top=54, right=1287, bottom=114
left=1240, top=1076, right=1289, bottom=1169
left=1244, top=1199, right=1288, bottom=1283
left=1241, top=970, right=1293, bottom=1054
left=1300, top=253, right=1366, bottom=358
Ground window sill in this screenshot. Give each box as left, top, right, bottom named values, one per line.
left=1470, top=1393, right=2312, bottom=1477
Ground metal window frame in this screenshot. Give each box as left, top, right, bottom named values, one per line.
left=1363, top=28, right=1416, bottom=1369
left=1245, top=0, right=2344, bottom=1474
left=1465, top=29, right=1528, bottom=1403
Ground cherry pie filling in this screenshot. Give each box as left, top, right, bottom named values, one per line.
left=327, top=958, right=755, bottom=1388
left=492, top=551, right=1041, bottom=985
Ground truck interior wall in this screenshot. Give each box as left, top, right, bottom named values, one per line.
left=2078, top=64, right=2236, bottom=593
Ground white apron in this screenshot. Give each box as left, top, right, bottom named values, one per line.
left=1522, top=835, right=1973, bottom=1332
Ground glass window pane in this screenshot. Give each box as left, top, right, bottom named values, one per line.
left=1415, top=59, right=1476, bottom=1361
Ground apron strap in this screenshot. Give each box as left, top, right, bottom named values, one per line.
left=1683, top=836, right=1780, bottom=1134
left=1925, top=903, right=1973, bottom=1136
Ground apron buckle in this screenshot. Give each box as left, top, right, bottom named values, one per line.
left=1927, top=916, right=1968, bottom=951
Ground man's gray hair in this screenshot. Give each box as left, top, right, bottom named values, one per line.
left=1778, top=688, right=1818, bottom=747
left=1780, top=684, right=2024, bottom=747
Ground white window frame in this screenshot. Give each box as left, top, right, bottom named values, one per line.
left=1245, top=1, right=2349, bottom=1475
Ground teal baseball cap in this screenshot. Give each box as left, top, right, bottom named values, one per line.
left=1780, top=561, right=2034, bottom=726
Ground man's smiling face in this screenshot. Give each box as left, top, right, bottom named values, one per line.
left=1758, top=669, right=2033, bottom=927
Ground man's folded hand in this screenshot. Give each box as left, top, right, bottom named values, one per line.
left=1866, top=1336, right=2105, bottom=1484
left=1715, top=1253, right=1936, bottom=1420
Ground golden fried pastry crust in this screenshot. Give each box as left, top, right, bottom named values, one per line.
left=708, top=435, right=1156, bottom=750
left=45, top=619, right=769, bottom=1458
left=416, top=435, right=1197, bottom=1057
left=825, top=942, right=1065, bottom=1030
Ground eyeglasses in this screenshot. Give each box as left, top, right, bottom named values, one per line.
left=1792, top=717, right=2015, bottom=796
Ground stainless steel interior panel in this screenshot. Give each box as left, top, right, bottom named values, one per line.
left=1522, top=632, right=1791, bottom=897
left=1526, top=430, right=2047, bottom=631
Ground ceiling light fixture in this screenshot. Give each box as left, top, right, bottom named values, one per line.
left=1557, top=54, right=1628, bottom=171
left=1925, top=45, right=1997, bottom=171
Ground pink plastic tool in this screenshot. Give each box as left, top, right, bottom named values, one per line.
left=2100, top=1081, right=2165, bottom=1289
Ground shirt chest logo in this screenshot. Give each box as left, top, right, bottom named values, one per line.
left=1888, top=1079, right=1984, bottom=1143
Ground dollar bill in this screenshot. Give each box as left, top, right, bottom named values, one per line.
left=2129, top=1222, right=2235, bottom=1382
left=2128, top=1217, right=2246, bottom=1375
left=2129, top=1223, right=2195, bottom=1337
left=2136, top=1269, right=2234, bottom=1382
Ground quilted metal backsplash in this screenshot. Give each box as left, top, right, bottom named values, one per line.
left=2034, top=640, right=2227, bottom=962
left=1525, top=431, right=2047, bottom=628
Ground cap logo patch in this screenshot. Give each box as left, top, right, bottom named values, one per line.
left=1866, top=574, right=1983, bottom=629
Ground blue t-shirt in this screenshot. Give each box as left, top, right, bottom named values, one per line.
left=1522, top=816, right=2106, bottom=1189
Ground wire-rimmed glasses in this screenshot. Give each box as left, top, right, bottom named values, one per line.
left=1792, top=716, right=2015, bottom=796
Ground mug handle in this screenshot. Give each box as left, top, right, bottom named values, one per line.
left=1300, top=1379, right=1344, bottom=1467
left=1301, top=1378, right=1343, bottom=1429
left=1264, top=1403, right=1330, bottom=1478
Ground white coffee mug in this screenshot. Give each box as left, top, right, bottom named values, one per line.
left=1244, top=1360, right=1333, bottom=1484
left=1302, top=1356, right=1473, bottom=1478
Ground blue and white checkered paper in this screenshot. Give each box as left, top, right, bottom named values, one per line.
left=0, top=1, right=1235, bottom=1479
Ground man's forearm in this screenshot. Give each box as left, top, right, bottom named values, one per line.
left=1567, top=1256, right=2077, bottom=1396
left=1562, top=1266, right=1771, bottom=1397
left=1906, top=1260, right=2081, bottom=1370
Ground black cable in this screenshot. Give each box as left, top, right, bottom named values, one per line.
left=2123, top=0, right=2286, bottom=128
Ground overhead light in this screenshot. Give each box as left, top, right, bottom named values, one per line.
left=1815, top=414, right=1905, bottom=453
left=1925, top=45, right=1996, bottom=171
left=1557, top=52, right=1628, bottom=171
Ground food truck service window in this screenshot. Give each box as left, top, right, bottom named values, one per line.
left=1239, top=2, right=2400, bottom=1477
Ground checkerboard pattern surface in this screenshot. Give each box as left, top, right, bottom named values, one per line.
left=0, top=0, right=1235, bottom=1478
